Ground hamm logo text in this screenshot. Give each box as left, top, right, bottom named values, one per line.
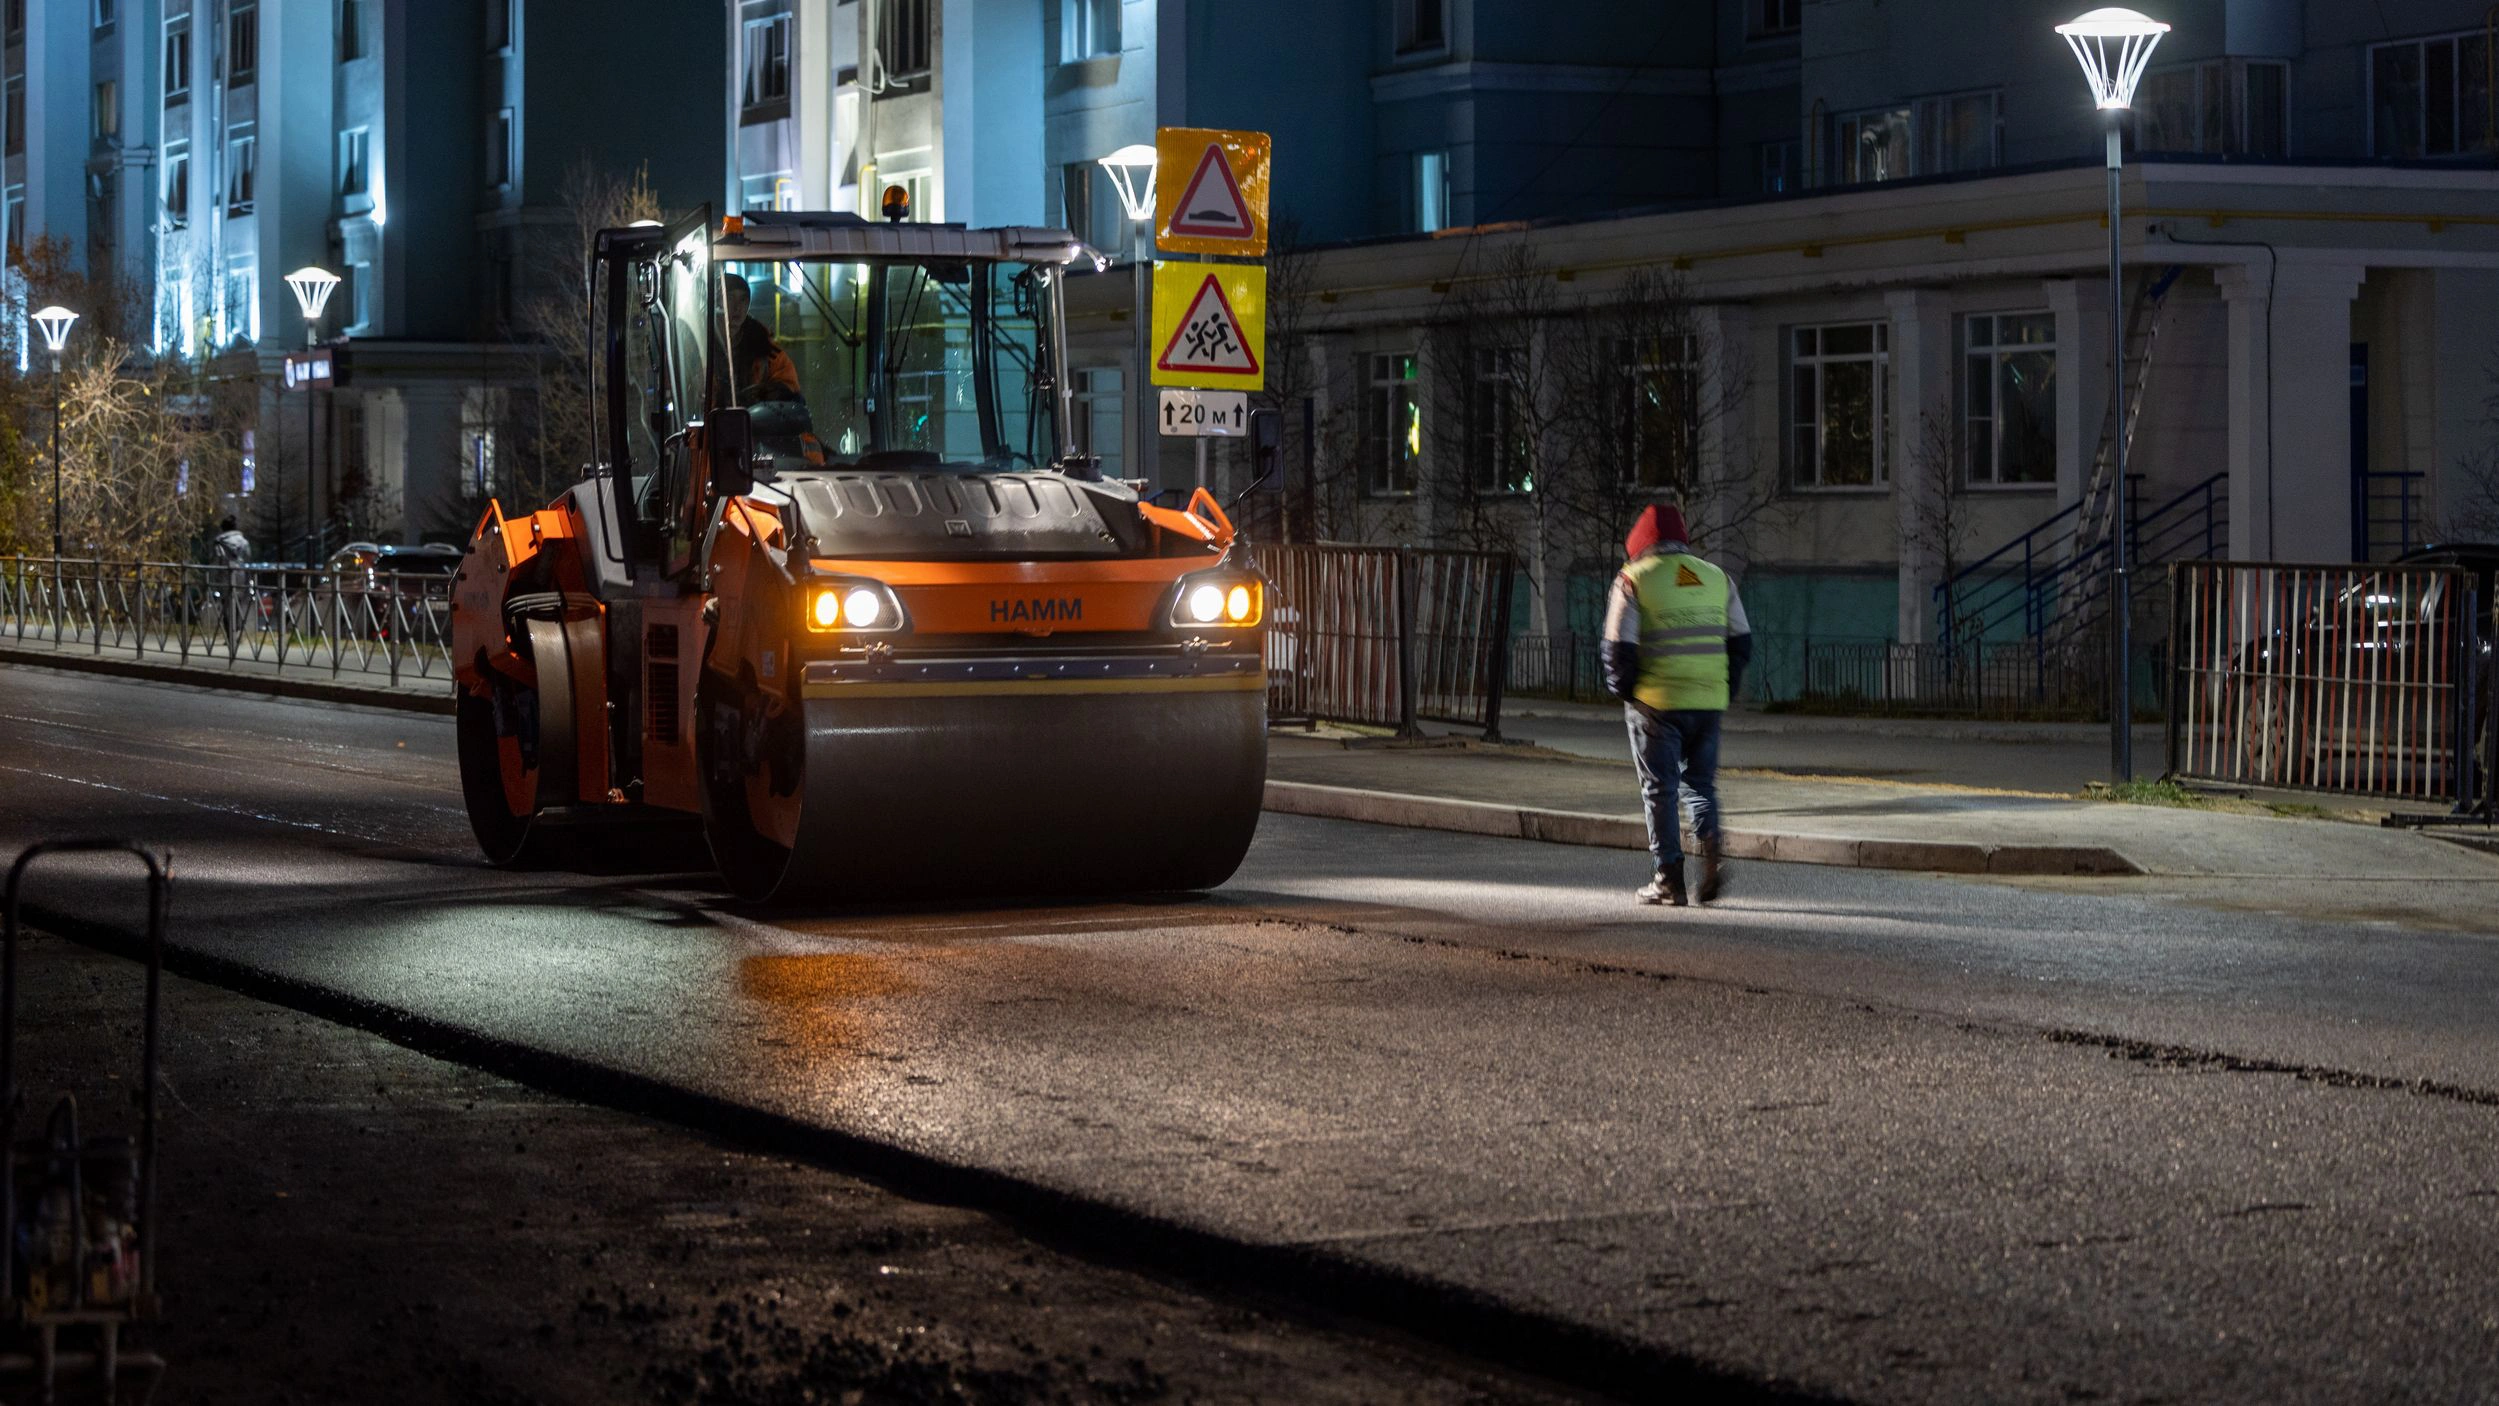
left=991, top=598, right=1083, bottom=624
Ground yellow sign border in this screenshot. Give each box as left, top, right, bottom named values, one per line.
left=1150, top=262, right=1267, bottom=392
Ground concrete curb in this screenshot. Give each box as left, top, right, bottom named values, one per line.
left=1263, top=780, right=2143, bottom=877
left=0, top=645, right=454, bottom=716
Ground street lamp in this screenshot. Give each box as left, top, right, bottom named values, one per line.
left=285, top=267, right=341, bottom=562
left=1099, top=143, right=1158, bottom=494
left=32, top=305, right=76, bottom=564
left=2057, top=6, right=2167, bottom=783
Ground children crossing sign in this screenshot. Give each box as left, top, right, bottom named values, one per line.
left=1151, top=263, right=1266, bottom=391
left=1154, top=128, right=1270, bottom=257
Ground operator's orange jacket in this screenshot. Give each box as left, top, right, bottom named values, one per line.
left=732, top=318, right=802, bottom=401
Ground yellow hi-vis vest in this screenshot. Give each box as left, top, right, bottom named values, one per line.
left=1625, top=552, right=1733, bottom=712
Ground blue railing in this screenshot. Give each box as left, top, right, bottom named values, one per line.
left=2356, top=470, right=2425, bottom=562
left=1936, top=471, right=2228, bottom=668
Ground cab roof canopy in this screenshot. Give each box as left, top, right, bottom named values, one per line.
left=716, top=212, right=1095, bottom=267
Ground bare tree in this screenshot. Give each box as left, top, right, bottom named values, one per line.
left=2437, top=357, right=2499, bottom=541
left=1898, top=398, right=1972, bottom=646
left=506, top=160, right=662, bottom=511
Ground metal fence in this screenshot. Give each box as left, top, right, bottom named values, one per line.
left=0, top=556, right=457, bottom=688
left=1800, top=640, right=2100, bottom=716
left=1507, top=631, right=1608, bottom=705
left=1263, top=543, right=1515, bottom=736
left=2168, top=560, right=2478, bottom=804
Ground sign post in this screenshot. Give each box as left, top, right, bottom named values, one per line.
left=1149, top=126, right=1270, bottom=495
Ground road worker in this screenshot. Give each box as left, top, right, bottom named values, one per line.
left=720, top=273, right=802, bottom=404
left=1602, top=503, right=1753, bottom=907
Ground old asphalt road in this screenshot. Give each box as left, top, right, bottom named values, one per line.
left=6, top=662, right=2499, bottom=1404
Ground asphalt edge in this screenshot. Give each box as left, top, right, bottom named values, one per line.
left=1265, top=780, right=2144, bottom=877
left=26, top=906, right=1837, bottom=1406
left=0, top=645, right=454, bottom=715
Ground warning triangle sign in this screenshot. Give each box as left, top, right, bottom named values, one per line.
left=1166, top=145, right=1253, bottom=241
left=1157, top=275, right=1261, bottom=377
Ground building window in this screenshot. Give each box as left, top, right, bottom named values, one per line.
left=93, top=80, right=116, bottom=140
left=1394, top=0, right=1445, bottom=54
left=1752, top=0, right=1800, bottom=37
left=462, top=392, right=502, bottom=499
left=223, top=260, right=256, bottom=343
left=492, top=110, right=514, bottom=188
left=879, top=0, right=930, bottom=81
left=1466, top=347, right=1530, bottom=495
left=1917, top=90, right=2000, bottom=174
left=1832, top=106, right=1911, bottom=184
left=1414, top=150, right=1450, bottom=233
left=1791, top=323, right=1891, bottom=489
left=1758, top=138, right=1800, bottom=194
left=1070, top=367, right=1122, bottom=478
left=339, top=127, right=368, bottom=195
left=339, top=0, right=366, bottom=61
left=485, top=0, right=512, bottom=52
left=4, top=187, right=22, bottom=255
left=225, top=131, right=254, bottom=213
left=1963, top=312, right=2056, bottom=488
left=163, top=148, right=188, bottom=227
left=1360, top=352, right=1421, bottom=496
left=349, top=260, right=371, bottom=331
left=1060, top=159, right=1134, bottom=251
left=93, top=0, right=112, bottom=32
left=2139, top=59, right=2291, bottom=157
left=2370, top=34, right=2489, bottom=157
left=741, top=15, right=790, bottom=119
left=164, top=20, right=191, bottom=102
left=6, top=78, right=23, bottom=156
left=1061, top=0, right=1118, bottom=62
left=228, top=3, right=257, bottom=85
left=1619, top=336, right=1700, bottom=492
left=4, top=0, right=20, bottom=44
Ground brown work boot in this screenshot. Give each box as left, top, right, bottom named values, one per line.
left=1637, top=864, right=1689, bottom=907
left=1697, top=840, right=1728, bottom=905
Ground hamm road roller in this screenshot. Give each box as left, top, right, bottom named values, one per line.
left=450, top=208, right=1267, bottom=901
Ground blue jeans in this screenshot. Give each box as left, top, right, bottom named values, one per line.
left=1624, top=706, right=1722, bottom=871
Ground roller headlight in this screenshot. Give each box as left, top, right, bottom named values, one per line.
left=805, top=577, right=906, bottom=633
left=1169, top=573, right=1262, bottom=629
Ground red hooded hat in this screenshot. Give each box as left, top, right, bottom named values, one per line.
left=1624, top=504, right=1689, bottom=560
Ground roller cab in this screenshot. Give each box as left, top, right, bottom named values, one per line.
left=451, top=209, right=1268, bottom=901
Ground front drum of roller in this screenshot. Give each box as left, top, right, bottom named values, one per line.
left=698, top=674, right=1268, bottom=904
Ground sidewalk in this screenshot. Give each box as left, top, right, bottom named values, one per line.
left=0, top=632, right=453, bottom=713
left=1266, top=732, right=2499, bottom=884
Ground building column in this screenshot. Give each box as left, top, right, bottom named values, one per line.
left=2044, top=275, right=2108, bottom=514
left=2216, top=260, right=2366, bottom=561
left=1887, top=287, right=1951, bottom=645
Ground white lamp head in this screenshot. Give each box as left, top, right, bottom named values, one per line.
left=1097, top=143, right=1160, bottom=224
left=285, top=265, right=342, bottom=322
left=30, top=305, right=76, bottom=354
left=2056, top=7, right=2169, bottom=110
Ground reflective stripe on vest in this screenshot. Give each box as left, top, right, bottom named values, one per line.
left=1625, top=552, right=1731, bottom=712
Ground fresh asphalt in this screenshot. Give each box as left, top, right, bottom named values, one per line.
left=5, top=662, right=2498, bottom=1404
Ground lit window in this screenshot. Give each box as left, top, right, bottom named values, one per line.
left=1414, top=150, right=1449, bottom=233
left=1753, top=0, right=1800, bottom=38
left=1790, top=323, right=1892, bottom=490
left=1916, top=90, right=2000, bottom=174
left=1831, top=107, right=1911, bottom=184
left=741, top=15, right=790, bottom=116
left=1466, top=347, right=1530, bottom=495
left=164, top=20, right=191, bottom=101
left=226, top=132, right=256, bottom=213
left=1963, top=313, right=2057, bottom=488
left=1758, top=139, right=1799, bottom=194
left=229, top=3, right=258, bottom=85
left=879, top=0, right=930, bottom=81
left=339, top=127, right=368, bottom=195
left=1361, top=352, right=1421, bottom=496
left=163, top=148, right=188, bottom=226
left=93, top=80, right=116, bottom=140
left=2370, top=34, right=2487, bottom=157
left=1618, top=336, right=1700, bottom=492
left=1061, top=0, right=1118, bottom=62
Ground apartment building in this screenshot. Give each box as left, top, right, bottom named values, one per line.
left=3, top=0, right=722, bottom=551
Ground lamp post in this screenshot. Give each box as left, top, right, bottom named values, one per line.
left=1099, top=144, right=1159, bottom=495
left=31, top=305, right=77, bottom=566
left=2057, top=7, right=2168, bottom=783
left=285, top=267, right=341, bottom=562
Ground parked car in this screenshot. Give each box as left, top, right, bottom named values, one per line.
left=326, top=542, right=461, bottom=641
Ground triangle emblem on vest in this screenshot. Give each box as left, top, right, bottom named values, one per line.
left=1675, top=563, right=1705, bottom=588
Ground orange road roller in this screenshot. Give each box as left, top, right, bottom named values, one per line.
left=449, top=209, right=1267, bottom=901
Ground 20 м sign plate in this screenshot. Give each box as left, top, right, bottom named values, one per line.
left=1158, top=389, right=1249, bottom=438
left=1150, top=263, right=1265, bottom=392
left=1154, top=127, right=1270, bottom=257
